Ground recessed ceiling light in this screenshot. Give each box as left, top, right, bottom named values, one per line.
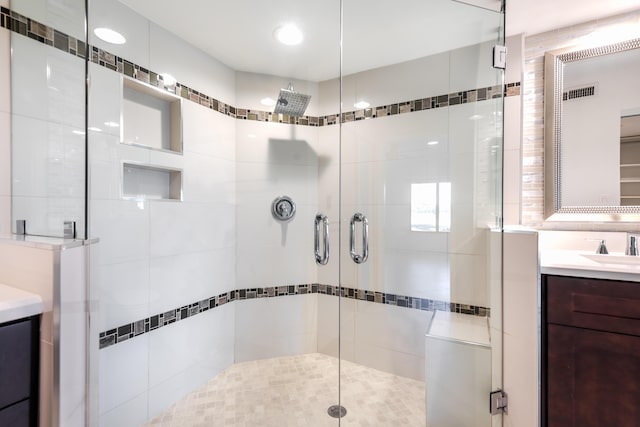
left=94, top=28, right=126, bottom=45
left=354, top=101, right=370, bottom=109
left=427, top=140, right=439, bottom=146
left=72, top=130, right=86, bottom=136
left=104, top=121, right=120, bottom=128
left=88, top=126, right=102, bottom=132
left=261, top=97, right=277, bottom=106
left=274, top=24, right=303, bottom=46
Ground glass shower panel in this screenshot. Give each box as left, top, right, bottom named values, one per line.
left=9, top=0, right=87, bottom=238
left=340, top=0, right=504, bottom=425
left=87, top=0, right=341, bottom=425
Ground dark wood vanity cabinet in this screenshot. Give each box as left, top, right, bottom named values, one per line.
left=542, top=274, right=640, bottom=427
left=0, top=315, right=39, bottom=427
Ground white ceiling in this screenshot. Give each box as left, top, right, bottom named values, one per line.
left=118, top=0, right=640, bottom=82
left=506, top=0, right=640, bottom=37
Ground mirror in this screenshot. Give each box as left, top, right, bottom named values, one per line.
left=544, top=37, right=640, bottom=221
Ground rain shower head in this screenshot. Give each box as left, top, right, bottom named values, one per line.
left=273, top=83, right=311, bottom=117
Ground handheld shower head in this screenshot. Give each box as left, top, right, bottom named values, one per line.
left=273, top=83, right=311, bottom=117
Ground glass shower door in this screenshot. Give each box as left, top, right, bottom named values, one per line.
left=339, top=1, right=505, bottom=425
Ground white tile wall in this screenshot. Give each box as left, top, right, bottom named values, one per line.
left=318, top=296, right=432, bottom=381
left=84, top=5, right=241, bottom=419
left=0, top=112, right=10, bottom=198
left=182, top=153, right=235, bottom=204
left=504, top=84, right=523, bottom=226
left=11, top=115, right=85, bottom=198
left=341, top=51, right=450, bottom=110
left=316, top=294, right=350, bottom=359
left=506, top=34, right=524, bottom=84
left=150, top=23, right=236, bottom=107
left=235, top=295, right=318, bottom=362
left=449, top=41, right=499, bottom=93
left=182, top=102, right=236, bottom=160
left=148, top=304, right=234, bottom=391
left=503, top=230, right=539, bottom=427
left=97, top=259, right=149, bottom=332
left=0, top=27, right=8, bottom=234
left=11, top=0, right=84, bottom=41
left=235, top=72, right=319, bottom=116
left=317, top=78, right=340, bottom=117
left=90, top=199, right=150, bottom=264
left=9, top=33, right=86, bottom=237
left=149, top=202, right=235, bottom=256
left=0, top=27, right=9, bottom=115
left=88, top=64, right=122, bottom=138
left=99, top=335, right=150, bottom=415
left=99, top=392, right=149, bottom=427
left=89, top=0, right=150, bottom=70
left=148, top=249, right=235, bottom=314
left=59, top=245, right=88, bottom=427
left=0, top=196, right=9, bottom=236
left=235, top=119, right=319, bottom=289
left=354, top=300, right=430, bottom=359
left=11, top=36, right=84, bottom=128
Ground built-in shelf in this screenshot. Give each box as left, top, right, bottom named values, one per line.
left=122, top=163, right=182, bottom=201
left=121, top=77, right=182, bottom=154
left=620, top=139, right=640, bottom=204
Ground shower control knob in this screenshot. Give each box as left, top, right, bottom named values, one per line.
left=271, top=196, right=296, bottom=222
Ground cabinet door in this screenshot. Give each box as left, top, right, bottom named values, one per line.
left=547, top=324, right=640, bottom=427
left=0, top=320, right=32, bottom=409
left=0, top=400, right=30, bottom=427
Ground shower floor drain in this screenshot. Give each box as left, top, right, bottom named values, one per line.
left=327, top=405, right=347, bottom=418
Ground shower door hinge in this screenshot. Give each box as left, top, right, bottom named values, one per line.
left=489, top=390, right=508, bottom=415
left=493, top=45, right=507, bottom=69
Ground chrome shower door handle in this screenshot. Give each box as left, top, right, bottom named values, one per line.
left=315, top=214, right=330, bottom=265
left=349, top=213, right=369, bottom=264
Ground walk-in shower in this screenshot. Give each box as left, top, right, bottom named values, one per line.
left=6, top=0, right=505, bottom=425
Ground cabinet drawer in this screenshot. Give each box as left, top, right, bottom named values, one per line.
left=545, top=275, right=640, bottom=336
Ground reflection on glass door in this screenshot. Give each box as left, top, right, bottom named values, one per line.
left=340, top=0, right=505, bottom=425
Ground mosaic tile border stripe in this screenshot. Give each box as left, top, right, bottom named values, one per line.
left=0, top=7, right=88, bottom=59
left=99, top=283, right=490, bottom=350
left=1, top=7, right=520, bottom=130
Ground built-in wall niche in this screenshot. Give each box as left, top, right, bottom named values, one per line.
left=619, top=115, right=640, bottom=205
left=122, top=163, right=182, bottom=201
left=121, top=77, right=183, bottom=153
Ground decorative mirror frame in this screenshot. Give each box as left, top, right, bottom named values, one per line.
left=544, top=37, right=640, bottom=222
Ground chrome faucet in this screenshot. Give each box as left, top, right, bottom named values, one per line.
left=595, top=239, right=608, bottom=254
left=626, top=234, right=639, bottom=256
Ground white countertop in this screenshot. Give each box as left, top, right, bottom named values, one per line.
left=0, top=234, right=98, bottom=250
left=540, top=250, right=640, bottom=282
left=0, top=283, right=43, bottom=324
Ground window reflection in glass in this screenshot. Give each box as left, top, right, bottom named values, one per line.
left=411, top=182, right=451, bottom=232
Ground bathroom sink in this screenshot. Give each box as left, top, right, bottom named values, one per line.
left=580, top=253, right=640, bottom=265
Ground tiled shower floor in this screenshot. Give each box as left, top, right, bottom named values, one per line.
left=144, top=353, right=426, bottom=427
